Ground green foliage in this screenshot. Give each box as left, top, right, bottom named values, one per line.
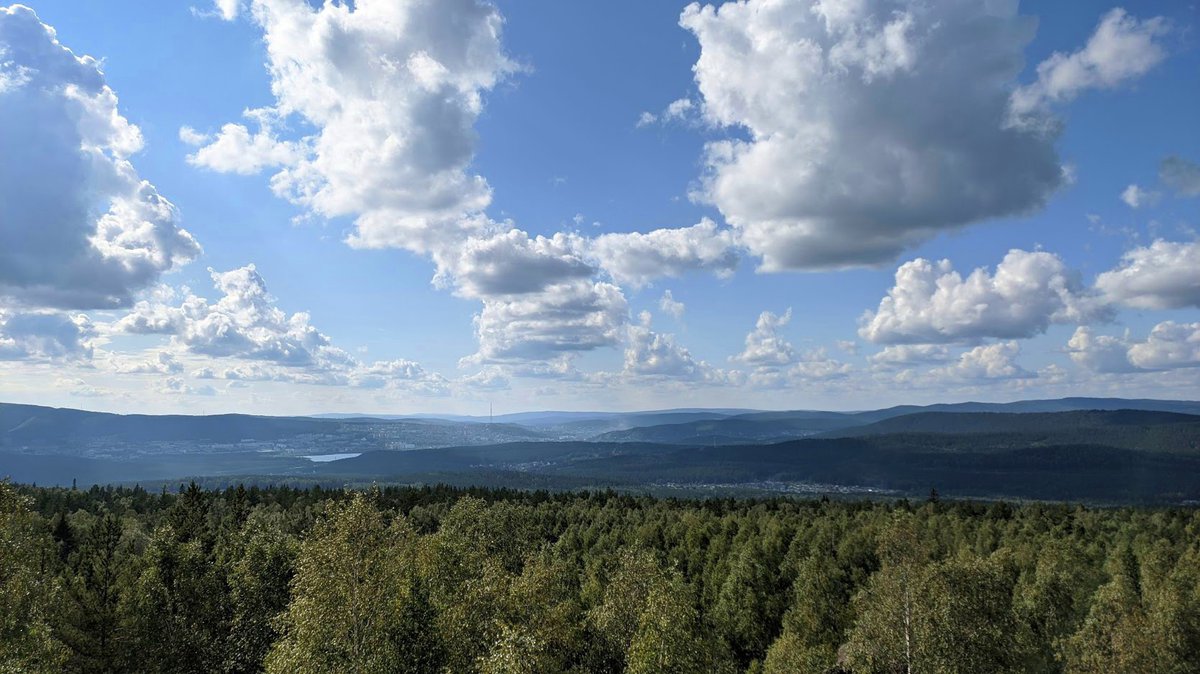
left=4, top=481, right=1200, bottom=673
left=0, top=480, right=67, bottom=673
left=58, top=513, right=129, bottom=673
left=266, top=493, right=436, bottom=674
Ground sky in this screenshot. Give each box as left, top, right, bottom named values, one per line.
left=0, top=0, right=1198, bottom=416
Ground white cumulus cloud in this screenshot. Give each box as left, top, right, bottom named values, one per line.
left=732, top=309, right=795, bottom=367
left=184, top=114, right=304, bottom=175
left=589, top=219, right=739, bottom=288
left=440, top=229, right=594, bottom=299
left=860, top=249, right=1105, bottom=345
left=114, top=265, right=441, bottom=390
left=0, top=5, right=200, bottom=310
left=624, top=315, right=722, bottom=382
left=1127, top=322, right=1200, bottom=370
left=636, top=97, right=696, bottom=127
left=464, top=280, right=629, bottom=366
left=680, top=0, right=1065, bottom=270
left=116, top=265, right=353, bottom=369
left=868, top=344, right=951, bottom=369
left=1095, top=240, right=1200, bottom=309
left=1010, top=8, right=1169, bottom=124
left=931, top=342, right=1032, bottom=381
left=659, top=290, right=685, bottom=320
left=1068, top=323, right=1200, bottom=374
left=213, top=0, right=240, bottom=21
left=1119, top=184, right=1159, bottom=209
left=187, top=0, right=514, bottom=257
left=1066, top=326, right=1137, bottom=374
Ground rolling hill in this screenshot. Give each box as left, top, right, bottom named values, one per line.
left=5, top=398, right=1200, bottom=503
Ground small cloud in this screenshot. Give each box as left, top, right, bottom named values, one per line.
left=56, top=377, right=108, bottom=398
left=635, top=98, right=696, bottom=129
left=189, top=0, right=240, bottom=21
left=659, top=290, right=685, bottom=320
left=1120, top=184, right=1160, bottom=208
left=159, top=376, right=217, bottom=396
left=662, top=98, right=694, bottom=122
left=179, top=126, right=210, bottom=146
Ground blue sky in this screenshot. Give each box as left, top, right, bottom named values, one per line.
left=0, top=0, right=1198, bottom=415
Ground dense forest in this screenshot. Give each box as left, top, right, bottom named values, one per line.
left=4, top=479, right=1200, bottom=673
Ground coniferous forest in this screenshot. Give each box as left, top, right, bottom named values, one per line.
left=4, top=479, right=1200, bottom=673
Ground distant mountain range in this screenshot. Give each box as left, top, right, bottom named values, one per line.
left=589, top=398, right=1200, bottom=445
left=4, top=397, right=1200, bottom=503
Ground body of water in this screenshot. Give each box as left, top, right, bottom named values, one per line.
left=304, top=453, right=361, bottom=463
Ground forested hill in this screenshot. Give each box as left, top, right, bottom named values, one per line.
left=592, top=406, right=1200, bottom=446
left=5, top=401, right=1200, bottom=503
left=306, top=408, right=1200, bottom=503
left=0, top=402, right=548, bottom=455
left=0, top=402, right=331, bottom=445
left=821, top=409, right=1200, bottom=444
left=5, top=481, right=1200, bottom=673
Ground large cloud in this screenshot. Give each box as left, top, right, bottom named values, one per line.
left=182, top=0, right=776, bottom=375
left=679, top=1, right=1167, bottom=271
left=0, top=5, right=200, bottom=309
left=860, top=249, right=1104, bottom=345
left=680, top=0, right=1062, bottom=270
left=1095, top=240, right=1200, bottom=310
left=187, top=0, right=513, bottom=256
left=192, top=0, right=738, bottom=369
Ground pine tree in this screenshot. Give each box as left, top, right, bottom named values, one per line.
left=59, top=513, right=128, bottom=673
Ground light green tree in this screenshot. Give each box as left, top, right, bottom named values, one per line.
left=0, top=480, right=68, bottom=673
left=225, top=512, right=297, bottom=674
left=763, top=555, right=851, bottom=674
left=844, top=516, right=1019, bottom=674
left=590, top=547, right=733, bottom=674
left=266, top=493, right=441, bottom=674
